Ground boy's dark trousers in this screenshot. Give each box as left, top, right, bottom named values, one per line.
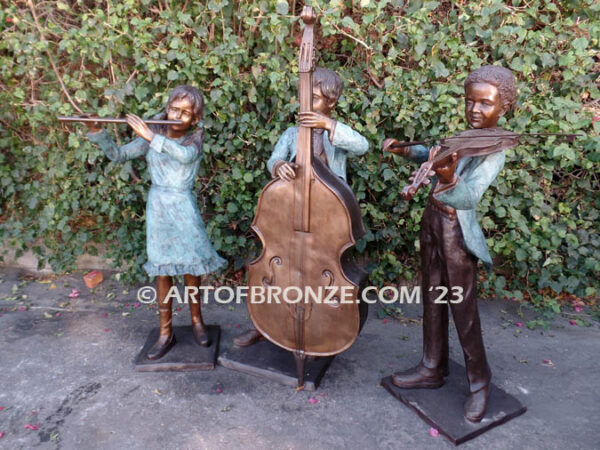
left=419, top=197, right=491, bottom=394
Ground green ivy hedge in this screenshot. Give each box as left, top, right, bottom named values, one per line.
left=1, top=0, right=599, bottom=308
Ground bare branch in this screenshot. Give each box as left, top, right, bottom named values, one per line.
left=26, top=0, right=83, bottom=114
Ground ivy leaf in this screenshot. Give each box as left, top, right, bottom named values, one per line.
left=539, top=53, right=555, bottom=68
left=431, top=59, right=449, bottom=78
left=572, top=37, right=588, bottom=53
left=341, top=16, right=357, bottom=31
left=135, top=86, right=149, bottom=101
left=275, top=1, right=289, bottom=15
left=509, top=57, right=524, bottom=72
left=515, top=248, right=527, bottom=262
left=414, top=40, right=427, bottom=58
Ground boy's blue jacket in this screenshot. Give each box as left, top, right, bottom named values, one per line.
left=267, top=121, right=369, bottom=182
left=407, top=144, right=506, bottom=271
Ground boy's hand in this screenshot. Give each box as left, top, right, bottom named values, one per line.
left=382, top=138, right=409, bottom=156
left=82, top=113, right=102, bottom=133
left=298, top=112, right=335, bottom=133
left=409, top=169, right=435, bottom=185
left=433, top=151, right=458, bottom=185
left=126, top=114, right=155, bottom=142
left=274, top=161, right=298, bottom=182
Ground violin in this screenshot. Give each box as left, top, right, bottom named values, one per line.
left=385, top=129, right=581, bottom=201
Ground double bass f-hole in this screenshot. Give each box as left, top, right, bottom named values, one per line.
left=322, top=270, right=340, bottom=307
left=262, top=256, right=282, bottom=287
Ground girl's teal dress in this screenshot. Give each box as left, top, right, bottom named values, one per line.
left=88, top=127, right=226, bottom=277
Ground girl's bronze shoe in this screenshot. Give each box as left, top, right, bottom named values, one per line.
left=147, top=332, right=176, bottom=360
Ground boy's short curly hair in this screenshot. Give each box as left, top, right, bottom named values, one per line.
left=464, top=66, right=517, bottom=110
left=313, top=67, right=344, bottom=103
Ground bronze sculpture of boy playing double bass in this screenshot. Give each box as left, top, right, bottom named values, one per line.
left=234, top=66, right=369, bottom=348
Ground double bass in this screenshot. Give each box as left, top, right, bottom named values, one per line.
left=247, top=6, right=367, bottom=386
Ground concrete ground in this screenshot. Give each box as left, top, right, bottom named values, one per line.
left=0, top=267, right=598, bottom=450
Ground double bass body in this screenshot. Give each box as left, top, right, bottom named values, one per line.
left=248, top=156, right=366, bottom=356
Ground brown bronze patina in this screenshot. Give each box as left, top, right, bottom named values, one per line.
left=384, top=65, right=521, bottom=422
left=385, top=131, right=580, bottom=151
left=246, top=6, right=367, bottom=387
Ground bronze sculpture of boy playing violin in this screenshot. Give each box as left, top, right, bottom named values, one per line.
left=383, top=65, right=518, bottom=422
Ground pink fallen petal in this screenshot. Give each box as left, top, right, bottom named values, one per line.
left=103, top=313, right=108, bottom=317
left=133, top=302, right=140, bottom=308
left=383, top=318, right=388, bottom=324
left=235, top=324, right=241, bottom=329
left=176, top=307, right=182, bottom=311
left=593, top=116, right=599, bottom=123
left=19, top=307, right=26, bottom=312
left=515, top=322, right=523, bottom=328
left=55, top=312, right=62, bottom=317
left=125, top=303, right=130, bottom=307
left=569, top=320, right=577, bottom=326
left=216, top=386, right=222, bottom=393
left=574, top=306, right=583, bottom=313
left=429, top=427, right=439, bottom=437
left=24, top=423, right=40, bottom=430
left=104, top=328, right=109, bottom=332
left=68, top=289, right=80, bottom=298
left=308, top=397, right=320, bottom=404
left=0, top=431, right=5, bottom=439
left=0, top=407, right=3, bottom=411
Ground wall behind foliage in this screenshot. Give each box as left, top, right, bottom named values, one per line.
left=1, top=0, right=599, bottom=307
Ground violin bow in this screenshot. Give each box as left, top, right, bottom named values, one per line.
left=387, top=132, right=583, bottom=151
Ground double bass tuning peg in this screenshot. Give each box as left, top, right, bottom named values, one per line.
left=301, top=6, right=316, bottom=25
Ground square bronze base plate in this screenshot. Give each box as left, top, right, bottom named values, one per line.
left=381, top=360, right=526, bottom=445
left=218, top=339, right=334, bottom=391
left=134, top=325, right=220, bottom=372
